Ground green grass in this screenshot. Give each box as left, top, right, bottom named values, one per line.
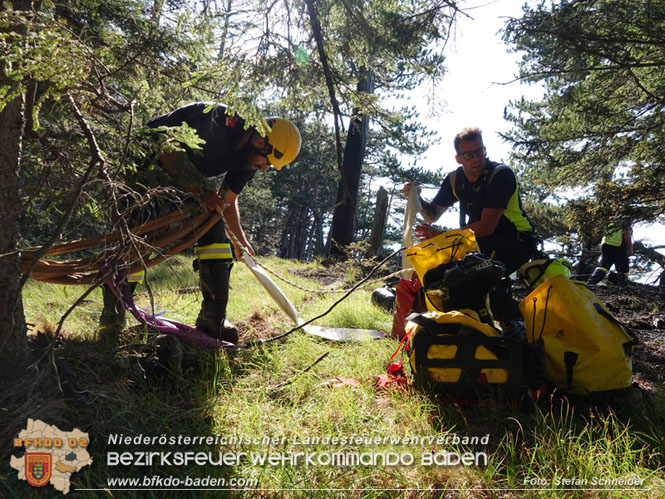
left=3, top=257, right=665, bottom=498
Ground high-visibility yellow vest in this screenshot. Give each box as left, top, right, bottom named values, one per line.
left=195, top=243, right=233, bottom=260
left=601, top=228, right=623, bottom=247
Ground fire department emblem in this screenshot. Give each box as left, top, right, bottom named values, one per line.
left=25, top=453, right=52, bottom=487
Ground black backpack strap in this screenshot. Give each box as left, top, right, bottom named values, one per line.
left=406, top=313, right=436, bottom=328
left=448, top=169, right=466, bottom=228
left=488, top=163, right=509, bottom=183
left=454, top=163, right=508, bottom=228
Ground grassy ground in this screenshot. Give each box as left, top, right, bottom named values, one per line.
left=2, top=256, right=665, bottom=498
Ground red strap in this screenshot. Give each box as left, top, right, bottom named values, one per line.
left=388, top=334, right=409, bottom=374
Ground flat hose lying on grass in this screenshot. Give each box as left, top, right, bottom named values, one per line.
left=236, top=249, right=403, bottom=348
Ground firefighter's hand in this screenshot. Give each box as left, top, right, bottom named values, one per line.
left=414, top=223, right=441, bottom=241
left=200, top=188, right=224, bottom=214
left=244, top=243, right=256, bottom=258
left=403, top=182, right=422, bottom=198
left=233, top=240, right=255, bottom=259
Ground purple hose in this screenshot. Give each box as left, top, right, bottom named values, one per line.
left=102, top=263, right=235, bottom=350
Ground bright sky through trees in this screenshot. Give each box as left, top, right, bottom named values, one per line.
left=410, top=0, right=661, bottom=249
left=410, top=0, right=542, bottom=230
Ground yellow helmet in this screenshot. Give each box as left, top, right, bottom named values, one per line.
left=519, top=258, right=572, bottom=289
left=263, top=117, right=301, bottom=170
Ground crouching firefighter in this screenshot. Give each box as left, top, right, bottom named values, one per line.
left=101, top=102, right=301, bottom=345
left=403, top=127, right=538, bottom=324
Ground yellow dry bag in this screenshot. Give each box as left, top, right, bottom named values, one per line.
left=519, top=274, right=636, bottom=395
left=405, top=229, right=479, bottom=284
left=405, top=229, right=482, bottom=313
left=406, top=310, right=525, bottom=398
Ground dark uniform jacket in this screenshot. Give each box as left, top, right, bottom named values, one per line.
left=147, top=102, right=256, bottom=195
left=431, top=159, right=536, bottom=273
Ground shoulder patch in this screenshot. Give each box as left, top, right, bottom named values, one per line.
left=225, top=116, right=237, bottom=128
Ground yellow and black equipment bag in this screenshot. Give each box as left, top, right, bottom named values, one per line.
left=405, top=311, right=525, bottom=399
left=420, top=253, right=505, bottom=323
left=519, top=274, right=638, bottom=395
left=406, top=229, right=479, bottom=292
left=405, top=229, right=501, bottom=321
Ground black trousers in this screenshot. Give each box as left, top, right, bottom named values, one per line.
left=476, top=231, right=538, bottom=275
left=599, top=243, right=629, bottom=274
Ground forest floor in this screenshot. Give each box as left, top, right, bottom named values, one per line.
left=4, top=261, right=665, bottom=496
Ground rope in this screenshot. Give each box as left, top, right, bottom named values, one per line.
left=20, top=192, right=409, bottom=350
left=214, top=208, right=407, bottom=348
left=250, top=258, right=412, bottom=294
left=212, top=194, right=412, bottom=295
left=236, top=247, right=406, bottom=348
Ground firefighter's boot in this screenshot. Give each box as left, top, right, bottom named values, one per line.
left=586, top=267, right=607, bottom=286
left=195, top=260, right=238, bottom=345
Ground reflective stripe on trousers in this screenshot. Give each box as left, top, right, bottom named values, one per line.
left=195, top=243, right=233, bottom=260
left=128, top=269, right=146, bottom=283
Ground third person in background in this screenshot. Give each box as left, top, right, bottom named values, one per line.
left=587, top=220, right=633, bottom=286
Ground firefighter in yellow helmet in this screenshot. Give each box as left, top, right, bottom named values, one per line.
left=100, top=103, right=301, bottom=344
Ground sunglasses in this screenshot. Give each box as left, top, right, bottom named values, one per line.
left=249, top=137, right=284, bottom=162
left=458, top=146, right=486, bottom=161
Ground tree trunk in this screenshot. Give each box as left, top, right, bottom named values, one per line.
left=310, top=210, right=325, bottom=258
left=279, top=204, right=310, bottom=260
left=0, top=0, right=32, bottom=382
left=295, top=207, right=309, bottom=261
left=152, top=0, right=165, bottom=22
left=328, top=68, right=374, bottom=259
left=576, top=239, right=599, bottom=278
left=368, top=186, right=389, bottom=257
left=0, top=95, right=30, bottom=382
left=278, top=205, right=297, bottom=258
left=217, top=0, right=234, bottom=58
